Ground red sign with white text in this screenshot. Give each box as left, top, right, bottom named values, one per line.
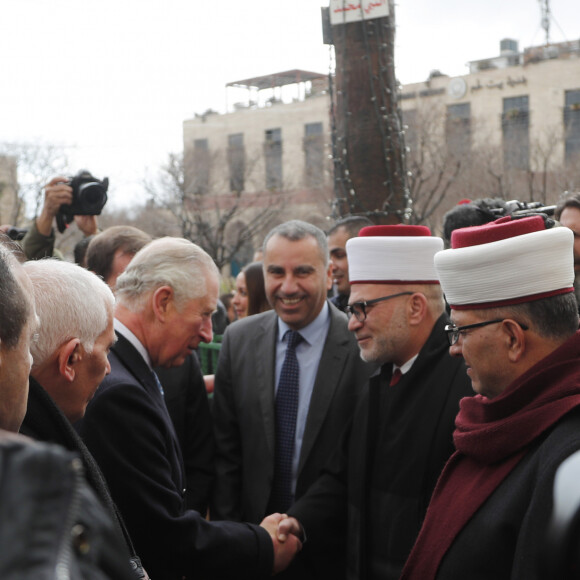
left=329, top=0, right=389, bottom=25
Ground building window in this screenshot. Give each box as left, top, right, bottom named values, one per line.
left=264, top=128, right=282, bottom=190
left=446, top=103, right=471, bottom=158
left=190, top=138, right=210, bottom=195
left=402, top=109, right=417, bottom=151
left=303, top=122, right=324, bottom=187
left=502, top=96, right=530, bottom=170
left=565, top=89, right=580, bottom=166
left=228, top=133, right=245, bottom=192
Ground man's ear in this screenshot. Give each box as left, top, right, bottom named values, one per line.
left=407, top=293, right=428, bottom=326
left=325, top=262, right=333, bottom=291
left=152, top=286, right=174, bottom=322
left=58, top=338, right=82, bottom=382
left=503, top=319, right=527, bottom=362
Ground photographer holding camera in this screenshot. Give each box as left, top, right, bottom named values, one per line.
left=22, top=172, right=107, bottom=261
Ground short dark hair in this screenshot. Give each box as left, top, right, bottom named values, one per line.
left=74, top=235, right=94, bottom=266
left=262, top=220, right=328, bottom=265
left=327, top=216, right=373, bottom=238
left=442, top=198, right=508, bottom=247
left=0, top=245, right=31, bottom=349
left=487, top=293, right=579, bottom=341
left=220, top=292, right=234, bottom=310
left=86, top=226, right=152, bottom=282
left=555, top=192, right=580, bottom=221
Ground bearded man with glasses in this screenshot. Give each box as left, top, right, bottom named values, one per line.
left=402, top=215, right=580, bottom=580
left=278, top=225, right=472, bottom=580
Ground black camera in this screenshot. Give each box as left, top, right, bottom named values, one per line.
left=56, top=170, right=109, bottom=233
left=498, top=200, right=556, bottom=217
left=488, top=199, right=557, bottom=228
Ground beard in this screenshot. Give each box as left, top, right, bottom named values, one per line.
left=358, top=309, right=410, bottom=366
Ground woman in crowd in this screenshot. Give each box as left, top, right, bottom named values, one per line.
left=244, top=262, right=271, bottom=316
left=231, top=262, right=271, bottom=320
left=231, top=271, right=249, bottom=320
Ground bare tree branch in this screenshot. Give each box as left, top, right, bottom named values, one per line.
left=145, top=150, right=284, bottom=269
left=0, top=140, right=70, bottom=225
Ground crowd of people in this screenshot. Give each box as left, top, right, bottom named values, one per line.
left=1, top=178, right=580, bottom=579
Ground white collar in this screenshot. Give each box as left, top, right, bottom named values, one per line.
left=114, top=318, right=153, bottom=370
left=393, top=353, right=419, bottom=377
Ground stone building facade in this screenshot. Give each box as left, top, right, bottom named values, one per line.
left=183, top=41, right=580, bottom=244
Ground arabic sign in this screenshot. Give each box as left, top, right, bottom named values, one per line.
left=329, top=0, right=389, bottom=25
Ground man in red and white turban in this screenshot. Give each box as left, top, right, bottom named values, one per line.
left=402, top=215, right=580, bottom=580
left=279, top=224, right=472, bottom=580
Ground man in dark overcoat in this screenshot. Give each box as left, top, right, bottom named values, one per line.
left=81, top=237, right=300, bottom=580
left=19, top=259, right=147, bottom=576
left=401, top=216, right=580, bottom=580
left=279, top=225, right=472, bottom=580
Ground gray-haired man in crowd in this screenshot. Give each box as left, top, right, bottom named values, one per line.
left=81, top=237, right=300, bottom=580
left=0, top=240, right=136, bottom=578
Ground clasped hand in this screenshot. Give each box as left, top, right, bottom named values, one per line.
left=260, top=513, right=303, bottom=575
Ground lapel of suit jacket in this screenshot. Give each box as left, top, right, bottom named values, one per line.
left=254, top=312, right=279, bottom=458
left=111, top=331, right=186, bottom=481
left=298, top=304, right=351, bottom=475
left=112, top=332, right=163, bottom=404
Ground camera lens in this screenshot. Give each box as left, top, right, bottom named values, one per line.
left=78, top=182, right=107, bottom=212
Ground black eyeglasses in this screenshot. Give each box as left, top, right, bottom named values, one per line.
left=444, top=318, right=529, bottom=346
left=346, top=292, right=413, bottom=322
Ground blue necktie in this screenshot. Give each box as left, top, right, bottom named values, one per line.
left=269, top=330, right=303, bottom=513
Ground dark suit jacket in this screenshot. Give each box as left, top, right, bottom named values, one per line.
left=157, top=353, right=215, bottom=514
left=211, top=302, right=373, bottom=578
left=288, top=314, right=473, bottom=580
left=81, top=332, right=273, bottom=580
left=20, top=377, right=142, bottom=575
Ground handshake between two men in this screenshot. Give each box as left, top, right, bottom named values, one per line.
left=260, top=513, right=303, bottom=574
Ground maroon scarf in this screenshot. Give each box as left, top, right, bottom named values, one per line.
left=401, top=331, right=580, bottom=580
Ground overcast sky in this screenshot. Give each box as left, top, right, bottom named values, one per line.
left=1, top=0, right=577, bottom=210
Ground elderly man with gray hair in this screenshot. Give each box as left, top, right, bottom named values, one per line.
left=86, top=225, right=215, bottom=515
left=19, top=259, right=149, bottom=577
left=0, top=245, right=137, bottom=578
left=80, top=237, right=300, bottom=580
left=23, top=259, right=116, bottom=422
